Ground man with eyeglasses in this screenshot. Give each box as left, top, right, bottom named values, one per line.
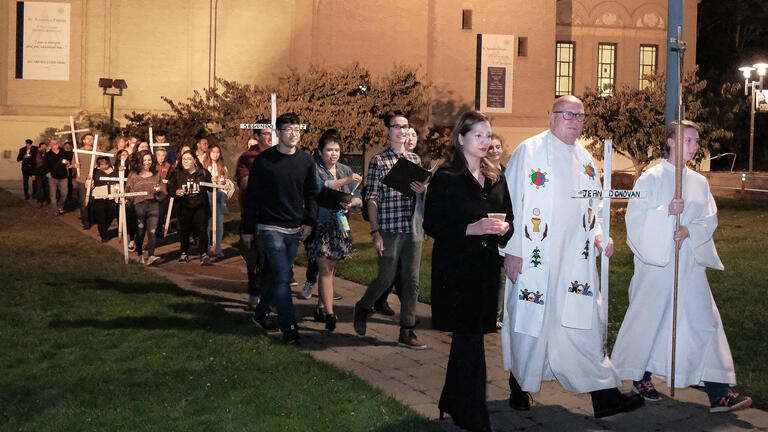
left=499, top=95, right=644, bottom=417
left=236, top=120, right=273, bottom=310
left=241, top=113, right=318, bottom=345
left=353, top=110, right=428, bottom=349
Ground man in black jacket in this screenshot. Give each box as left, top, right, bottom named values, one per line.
left=241, top=113, right=319, bottom=345
left=44, top=139, right=72, bottom=215
left=16, top=139, right=38, bottom=200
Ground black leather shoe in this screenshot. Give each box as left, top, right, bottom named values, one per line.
left=593, top=390, right=644, bottom=418
left=509, top=374, right=531, bottom=410
left=282, top=324, right=301, bottom=345
left=374, top=301, right=395, bottom=316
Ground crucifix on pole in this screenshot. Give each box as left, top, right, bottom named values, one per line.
left=54, top=116, right=90, bottom=179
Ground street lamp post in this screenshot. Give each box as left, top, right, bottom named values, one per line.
left=739, top=64, right=767, bottom=172
left=97, top=78, right=128, bottom=139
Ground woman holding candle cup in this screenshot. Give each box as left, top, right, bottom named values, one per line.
left=204, top=144, right=229, bottom=259
left=127, top=150, right=166, bottom=265
left=423, top=110, right=513, bottom=432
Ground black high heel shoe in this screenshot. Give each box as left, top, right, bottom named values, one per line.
left=325, top=313, right=337, bottom=332
left=313, top=306, right=326, bottom=322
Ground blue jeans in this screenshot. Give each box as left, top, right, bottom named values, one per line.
left=135, top=200, right=160, bottom=256
left=254, top=230, right=301, bottom=330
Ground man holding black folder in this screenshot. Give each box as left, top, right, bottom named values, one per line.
left=353, top=110, right=428, bottom=349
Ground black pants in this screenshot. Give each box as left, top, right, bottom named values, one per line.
left=439, top=333, right=490, bottom=432
left=305, top=257, right=319, bottom=284
left=125, top=202, right=137, bottom=241
left=179, top=205, right=209, bottom=256
left=92, top=199, right=118, bottom=240
left=35, top=175, right=49, bottom=203
left=22, top=169, right=36, bottom=199
left=247, top=236, right=267, bottom=297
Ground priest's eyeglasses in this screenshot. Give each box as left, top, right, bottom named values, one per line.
left=552, top=111, right=587, bottom=122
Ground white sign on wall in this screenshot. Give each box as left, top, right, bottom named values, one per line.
left=475, top=34, right=515, bottom=114
left=15, top=2, right=71, bottom=81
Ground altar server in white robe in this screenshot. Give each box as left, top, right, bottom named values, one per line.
left=612, top=120, right=752, bottom=413
left=501, top=95, right=644, bottom=418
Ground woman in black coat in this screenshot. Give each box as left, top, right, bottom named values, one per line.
left=424, top=111, right=513, bottom=432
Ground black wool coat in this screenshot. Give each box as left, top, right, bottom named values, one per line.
left=423, top=166, right=514, bottom=334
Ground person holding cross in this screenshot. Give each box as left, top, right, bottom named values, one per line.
left=611, top=120, right=752, bottom=413
left=241, top=112, right=319, bottom=345
left=127, top=150, right=166, bottom=265
left=71, top=133, right=96, bottom=229
left=168, top=150, right=213, bottom=265
left=91, top=156, right=119, bottom=242
left=500, top=95, right=643, bottom=418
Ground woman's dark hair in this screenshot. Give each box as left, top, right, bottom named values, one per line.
left=131, top=150, right=157, bottom=174
left=444, top=110, right=500, bottom=183
left=315, top=129, right=342, bottom=158
left=114, top=149, right=129, bottom=170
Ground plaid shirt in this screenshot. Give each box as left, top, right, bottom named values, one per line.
left=365, top=147, right=421, bottom=233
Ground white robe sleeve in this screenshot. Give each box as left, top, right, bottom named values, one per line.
left=685, top=176, right=725, bottom=270
left=625, top=170, right=675, bottom=267
left=499, top=147, right=526, bottom=258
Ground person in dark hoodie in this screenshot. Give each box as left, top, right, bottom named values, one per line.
left=17, top=138, right=38, bottom=200
left=168, top=150, right=212, bottom=265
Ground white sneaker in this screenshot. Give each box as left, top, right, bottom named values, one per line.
left=146, top=256, right=161, bottom=266
left=297, top=282, right=314, bottom=299
left=128, top=240, right=136, bottom=252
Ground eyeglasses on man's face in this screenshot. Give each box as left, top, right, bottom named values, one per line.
left=280, top=127, right=302, bottom=135
left=552, top=111, right=586, bottom=121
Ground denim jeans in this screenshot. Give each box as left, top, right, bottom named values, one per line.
left=207, top=190, right=228, bottom=254
left=49, top=177, right=69, bottom=214
left=359, top=232, right=422, bottom=328
left=135, top=200, right=160, bottom=256
left=254, top=229, right=301, bottom=330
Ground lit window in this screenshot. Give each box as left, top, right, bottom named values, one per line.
left=638, top=44, right=658, bottom=90
left=555, top=42, right=574, bottom=97
left=597, top=43, right=616, bottom=96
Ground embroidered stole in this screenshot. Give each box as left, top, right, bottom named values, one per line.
left=511, top=133, right=601, bottom=337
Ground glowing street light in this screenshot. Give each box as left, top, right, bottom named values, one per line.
left=738, top=64, right=766, bottom=172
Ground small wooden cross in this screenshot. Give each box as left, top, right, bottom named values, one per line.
left=54, top=116, right=90, bottom=179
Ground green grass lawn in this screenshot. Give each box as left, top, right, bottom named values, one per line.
left=0, top=189, right=439, bottom=432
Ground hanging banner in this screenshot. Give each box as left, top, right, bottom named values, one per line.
left=475, top=34, right=515, bottom=113
left=15, top=2, right=71, bottom=81
left=756, top=89, right=768, bottom=113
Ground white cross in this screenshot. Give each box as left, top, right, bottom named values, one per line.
left=54, top=116, right=90, bottom=179
left=203, top=164, right=226, bottom=257
left=149, top=126, right=170, bottom=153
left=570, top=140, right=646, bottom=344
left=239, top=93, right=306, bottom=145
left=101, top=158, right=148, bottom=264
left=73, top=135, right=112, bottom=206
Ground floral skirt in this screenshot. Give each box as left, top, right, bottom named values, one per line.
left=305, top=218, right=353, bottom=261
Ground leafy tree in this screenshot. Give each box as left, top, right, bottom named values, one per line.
left=580, top=70, right=732, bottom=179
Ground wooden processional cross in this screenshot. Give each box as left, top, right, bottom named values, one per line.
left=54, top=116, right=91, bottom=179
left=571, top=140, right=646, bottom=347
left=101, top=159, right=148, bottom=264
left=72, top=135, right=113, bottom=206
left=200, top=174, right=226, bottom=255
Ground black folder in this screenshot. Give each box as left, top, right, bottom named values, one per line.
left=381, top=158, right=430, bottom=196
left=317, top=187, right=353, bottom=210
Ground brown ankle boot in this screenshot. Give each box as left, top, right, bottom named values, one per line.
left=398, top=328, right=427, bottom=350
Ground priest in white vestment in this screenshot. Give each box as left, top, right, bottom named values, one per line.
left=500, top=96, right=644, bottom=418
left=612, top=120, right=752, bottom=413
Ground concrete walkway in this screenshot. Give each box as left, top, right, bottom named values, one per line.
left=5, top=180, right=767, bottom=431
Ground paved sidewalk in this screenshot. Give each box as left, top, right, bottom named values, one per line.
left=5, top=180, right=767, bottom=431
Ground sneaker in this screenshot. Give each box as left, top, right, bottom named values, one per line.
left=353, top=303, right=372, bottom=336
left=178, top=253, right=189, bottom=263
left=215, top=251, right=225, bottom=259
left=200, top=254, right=212, bottom=266
left=710, top=392, right=752, bottom=413
left=282, top=324, right=301, bottom=345
left=138, top=256, right=146, bottom=265
left=146, top=255, right=161, bottom=266
left=333, top=291, right=343, bottom=301
left=252, top=313, right=279, bottom=332
left=128, top=240, right=136, bottom=252
left=632, top=379, right=662, bottom=401
left=297, top=282, right=313, bottom=300
left=398, top=328, right=427, bottom=350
